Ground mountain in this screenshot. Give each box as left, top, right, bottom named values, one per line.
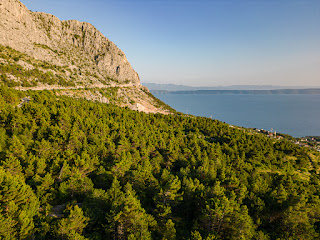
left=0, top=0, right=171, bottom=113
left=0, top=0, right=138, bottom=85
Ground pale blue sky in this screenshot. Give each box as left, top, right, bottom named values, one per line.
left=21, top=0, right=320, bottom=87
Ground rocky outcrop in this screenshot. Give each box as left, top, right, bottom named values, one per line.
left=0, top=0, right=140, bottom=85
left=0, top=0, right=173, bottom=114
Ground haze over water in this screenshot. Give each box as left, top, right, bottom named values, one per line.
left=154, top=93, right=320, bottom=138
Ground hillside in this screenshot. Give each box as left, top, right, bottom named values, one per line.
left=0, top=0, right=171, bottom=113
left=1, top=87, right=320, bottom=239
left=0, top=0, right=139, bottom=85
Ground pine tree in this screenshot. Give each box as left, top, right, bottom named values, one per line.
left=56, top=205, right=88, bottom=239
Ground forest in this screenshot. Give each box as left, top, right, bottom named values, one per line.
left=1, top=86, right=320, bottom=239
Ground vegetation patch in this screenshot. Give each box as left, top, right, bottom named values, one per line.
left=0, top=44, right=77, bottom=87
left=34, top=43, right=58, bottom=54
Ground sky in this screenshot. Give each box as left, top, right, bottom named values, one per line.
left=20, top=0, right=320, bottom=87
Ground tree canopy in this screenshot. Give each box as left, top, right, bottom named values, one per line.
left=0, top=86, right=320, bottom=239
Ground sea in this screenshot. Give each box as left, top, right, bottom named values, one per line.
left=153, top=93, right=320, bottom=138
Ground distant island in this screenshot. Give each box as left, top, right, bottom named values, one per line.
left=151, top=88, right=320, bottom=95
left=143, top=82, right=320, bottom=91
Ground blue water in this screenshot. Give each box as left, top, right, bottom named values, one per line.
left=153, top=93, right=320, bottom=137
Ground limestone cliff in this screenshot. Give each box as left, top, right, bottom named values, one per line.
left=0, top=0, right=172, bottom=114
left=0, top=0, right=139, bottom=86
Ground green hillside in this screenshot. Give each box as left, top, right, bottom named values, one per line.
left=1, top=86, right=320, bottom=239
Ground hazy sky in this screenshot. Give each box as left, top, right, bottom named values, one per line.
left=21, top=0, right=320, bottom=87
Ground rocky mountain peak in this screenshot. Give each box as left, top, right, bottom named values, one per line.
left=0, top=0, right=140, bottom=85
left=0, top=0, right=172, bottom=114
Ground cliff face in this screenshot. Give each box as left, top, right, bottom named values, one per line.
left=0, top=0, right=172, bottom=114
left=0, top=0, right=140, bottom=85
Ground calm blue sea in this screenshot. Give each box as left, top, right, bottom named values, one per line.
left=153, top=93, right=320, bottom=138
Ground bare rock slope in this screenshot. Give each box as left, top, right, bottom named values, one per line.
left=0, top=0, right=139, bottom=85
left=0, top=0, right=171, bottom=113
